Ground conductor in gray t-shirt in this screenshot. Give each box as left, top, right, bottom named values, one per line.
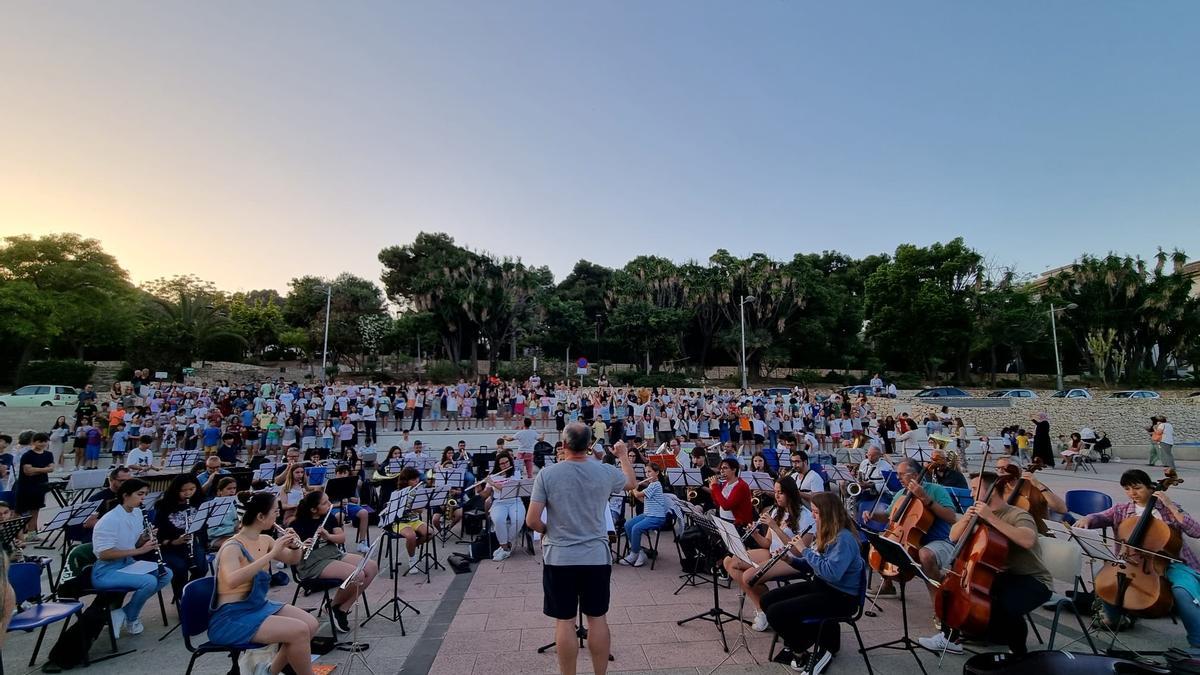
left=527, top=422, right=635, bottom=675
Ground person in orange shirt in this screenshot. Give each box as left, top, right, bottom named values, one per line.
left=738, top=409, right=753, bottom=456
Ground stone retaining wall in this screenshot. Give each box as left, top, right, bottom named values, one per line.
left=870, top=396, right=1199, bottom=445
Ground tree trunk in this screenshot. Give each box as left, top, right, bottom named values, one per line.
left=645, top=350, right=651, bottom=375
left=989, top=346, right=997, bottom=386
left=470, top=339, right=479, bottom=376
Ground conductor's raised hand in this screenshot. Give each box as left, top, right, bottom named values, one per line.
left=612, top=440, right=629, bottom=462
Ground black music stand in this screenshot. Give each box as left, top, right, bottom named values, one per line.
left=536, top=604, right=614, bottom=662
left=41, top=500, right=100, bottom=588
left=406, top=488, right=448, bottom=582
left=362, top=491, right=420, bottom=634
left=861, top=531, right=936, bottom=675
left=676, top=512, right=746, bottom=652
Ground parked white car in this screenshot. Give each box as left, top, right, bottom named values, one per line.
left=986, top=389, right=1037, bottom=399
left=1051, top=388, right=1093, bottom=399
left=0, top=385, right=80, bottom=407
left=1105, top=390, right=1161, bottom=399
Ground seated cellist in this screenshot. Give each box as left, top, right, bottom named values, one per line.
left=920, top=470, right=1053, bottom=655
left=1073, top=469, right=1199, bottom=654
left=862, top=458, right=957, bottom=599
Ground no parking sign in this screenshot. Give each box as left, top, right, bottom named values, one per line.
left=576, top=357, right=589, bottom=375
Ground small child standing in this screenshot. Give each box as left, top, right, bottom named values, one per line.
left=109, top=423, right=128, bottom=467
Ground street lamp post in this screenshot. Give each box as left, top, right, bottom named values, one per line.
left=739, top=296, right=756, bottom=391
left=320, top=285, right=332, bottom=383
left=1049, top=302, right=1078, bottom=391
left=595, top=313, right=602, bottom=373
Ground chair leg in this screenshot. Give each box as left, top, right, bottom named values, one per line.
left=1047, top=601, right=1065, bottom=651
left=1027, top=613, right=1043, bottom=644
left=851, top=623, right=874, bottom=675
left=29, top=625, right=49, bottom=667
left=1073, top=606, right=1099, bottom=654
left=649, top=530, right=661, bottom=571
left=158, top=588, right=169, bottom=626
left=184, top=652, right=200, bottom=675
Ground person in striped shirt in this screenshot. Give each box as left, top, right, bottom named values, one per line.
left=618, top=462, right=669, bottom=567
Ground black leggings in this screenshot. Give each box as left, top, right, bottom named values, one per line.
left=409, top=407, right=424, bottom=430
left=761, top=578, right=857, bottom=654
left=364, top=420, right=377, bottom=445
left=987, top=573, right=1051, bottom=655
left=162, top=547, right=207, bottom=601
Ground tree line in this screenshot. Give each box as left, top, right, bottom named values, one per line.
left=0, top=232, right=1195, bottom=387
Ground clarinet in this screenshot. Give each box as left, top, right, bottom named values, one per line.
left=747, top=522, right=815, bottom=587
left=142, top=514, right=168, bottom=576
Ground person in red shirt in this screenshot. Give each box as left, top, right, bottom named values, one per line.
left=707, top=458, right=754, bottom=527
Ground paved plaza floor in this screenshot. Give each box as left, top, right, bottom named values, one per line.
left=1, top=455, right=1195, bottom=674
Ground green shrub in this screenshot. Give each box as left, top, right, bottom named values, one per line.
left=422, top=360, right=461, bottom=384
left=16, top=360, right=96, bottom=388
left=890, top=373, right=924, bottom=390
left=612, top=371, right=696, bottom=388
left=496, top=358, right=535, bottom=382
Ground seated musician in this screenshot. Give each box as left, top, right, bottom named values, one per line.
left=854, top=445, right=892, bottom=500
left=91, top=478, right=173, bottom=637
left=763, top=492, right=865, bottom=674
left=1073, top=469, right=1200, bottom=653
left=920, top=470, right=1053, bottom=656
left=618, top=462, right=670, bottom=567
left=787, top=449, right=826, bottom=503
left=929, top=448, right=968, bottom=490
left=330, top=463, right=373, bottom=553
left=723, top=477, right=814, bottom=631
left=863, top=457, right=958, bottom=598
left=994, top=455, right=1067, bottom=520
left=706, top=458, right=754, bottom=530
left=206, top=476, right=240, bottom=550
left=292, top=491, right=380, bottom=634
left=197, top=455, right=230, bottom=491
left=210, top=493, right=318, bottom=675
left=478, top=451, right=524, bottom=562
left=684, top=447, right=716, bottom=509
left=431, top=448, right=470, bottom=534
left=390, top=468, right=432, bottom=558
left=279, top=463, right=314, bottom=525
left=154, top=473, right=209, bottom=602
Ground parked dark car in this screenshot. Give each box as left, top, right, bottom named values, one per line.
left=914, top=386, right=971, bottom=398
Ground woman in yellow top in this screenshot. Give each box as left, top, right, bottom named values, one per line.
left=210, top=493, right=318, bottom=674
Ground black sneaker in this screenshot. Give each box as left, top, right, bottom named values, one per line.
left=772, top=647, right=795, bottom=665
left=331, top=607, right=351, bottom=633
left=801, top=649, right=831, bottom=675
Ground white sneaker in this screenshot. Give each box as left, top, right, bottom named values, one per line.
left=357, top=541, right=370, bottom=554
left=617, top=552, right=637, bottom=566
left=751, top=611, right=770, bottom=632
left=632, top=550, right=648, bottom=567
left=500, top=548, right=513, bottom=561
left=491, top=547, right=506, bottom=562
left=918, top=632, right=962, bottom=654
left=110, top=609, right=126, bottom=638
left=127, top=619, right=145, bottom=635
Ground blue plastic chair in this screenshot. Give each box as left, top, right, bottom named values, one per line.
left=881, top=469, right=903, bottom=494
left=809, top=464, right=832, bottom=491
left=305, top=466, right=328, bottom=486
left=0, top=489, right=13, bottom=508
left=944, top=487, right=975, bottom=514
left=180, top=577, right=265, bottom=675
left=761, top=447, right=780, bottom=472
left=1065, top=490, right=1112, bottom=520
left=6, top=562, right=85, bottom=667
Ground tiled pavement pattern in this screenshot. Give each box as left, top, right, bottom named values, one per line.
left=2, top=458, right=1195, bottom=674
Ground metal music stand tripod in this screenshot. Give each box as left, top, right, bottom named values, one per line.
left=362, top=491, right=420, bottom=634
left=676, top=512, right=746, bottom=652
left=861, top=531, right=936, bottom=675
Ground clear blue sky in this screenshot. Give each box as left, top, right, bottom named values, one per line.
left=2, top=1, right=1198, bottom=291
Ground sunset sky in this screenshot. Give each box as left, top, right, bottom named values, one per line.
left=3, top=2, right=1199, bottom=292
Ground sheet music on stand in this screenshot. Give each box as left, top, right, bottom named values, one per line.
left=667, top=467, right=704, bottom=490
left=712, top=517, right=755, bottom=566
left=380, top=489, right=413, bottom=527
left=65, top=469, right=108, bottom=491
left=254, top=464, right=278, bottom=482
left=633, top=464, right=646, bottom=480
left=40, top=501, right=100, bottom=535
left=198, top=496, right=237, bottom=528
left=741, top=471, right=775, bottom=492
left=494, top=478, right=534, bottom=502
left=382, top=459, right=403, bottom=475
left=143, top=491, right=164, bottom=512
left=825, top=465, right=856, bottom=484
left=434, top=467, right=464, bottom=487
left=340, top=538, right=383, bottom=590
left=1058, top=523, right=1121, bottom=563
left=776, top=453, right=794, bottom=469
left=0, top=515, right=32, bottom=551
left=166, top=450, right=201, bottom=471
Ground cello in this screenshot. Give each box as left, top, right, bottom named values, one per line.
left=1094, top=469, right=1185, bottom=618
left=868, top=462, right=935, bottom=582
left=935, top=454, right=1018, bottom=636
left=1005, top=457, right=1050, bottom=535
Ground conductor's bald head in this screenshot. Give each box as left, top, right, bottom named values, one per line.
left=562, top=422, right=592, bottom=454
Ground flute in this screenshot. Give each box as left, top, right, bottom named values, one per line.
left=142, top=514, right=168, bottom=576
left=271, top=524, right=302, bottom=549
left=464, top=469, right=507, bottom=492
left=302, top=509, right=333, bottom=560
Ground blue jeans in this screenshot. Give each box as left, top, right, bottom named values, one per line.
left=92, top=558, right=173, bottom=623
left=624, top=514, right=665, bottom=554
left=1104, top=586, right=1200, bottom=654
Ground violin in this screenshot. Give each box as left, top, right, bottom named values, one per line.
left=868, top=462, right=935, bottom=582
left=1005, top=458, right=1050, bottom=534
left=935, top=453, right=1018, bottom=636
left=1094, top=469, right=1185, bottom=618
